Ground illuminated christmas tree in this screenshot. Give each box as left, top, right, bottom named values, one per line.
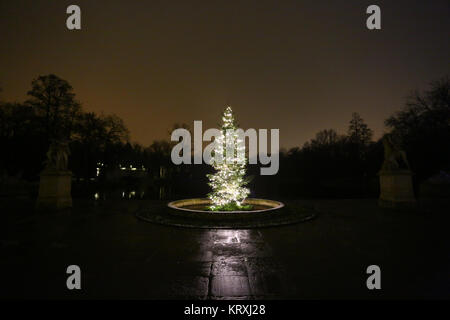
left=207, top=106, right=250, bottom=210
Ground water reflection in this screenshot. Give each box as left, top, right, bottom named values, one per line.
left=93, top=190, right=146, bottom=201
left=91, top=186, right=170, bottom=201
left=197, top=229, right=265, bottom=297
left=213, top=230, right=242, bottom=244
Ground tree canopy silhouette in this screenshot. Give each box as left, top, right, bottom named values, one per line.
left=26, top=74, right=81, bottom=141
left=385, top=76, right=450, bottom=180
left=348, top=112, right=373, bottom=146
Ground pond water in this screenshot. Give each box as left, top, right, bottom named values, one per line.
left=92, top=189, right=147, bottom=201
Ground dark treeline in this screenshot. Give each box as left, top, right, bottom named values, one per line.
left=253, top=113, right=383, bottom=198
left=0, top=74, right=129, bottom=181
left=1, top=74, right=449, bottom=199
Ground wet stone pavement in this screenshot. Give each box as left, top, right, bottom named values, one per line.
left=166, top=229, right=292, bottom=299
left=1, top=199, right=450, bottom=299
left=94, top=228, right=293, bottom=299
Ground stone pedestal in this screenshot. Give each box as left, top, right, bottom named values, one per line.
left=378, top=170, right=416, bottom=208
left=36, top=170, right=72, bottom=210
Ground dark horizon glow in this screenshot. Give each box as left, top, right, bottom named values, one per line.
left=0, top=0, right=449, bottom=148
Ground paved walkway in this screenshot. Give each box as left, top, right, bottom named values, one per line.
left=1, top=199, right=449, bottom=299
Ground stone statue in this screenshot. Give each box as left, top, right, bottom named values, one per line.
left=378, top=134, right=415, bottom=207
left=37, top=139, right=72, bottom=210
left=44, top=139, right=70, bottom=171
left=381, top=134, right=410, bottom=172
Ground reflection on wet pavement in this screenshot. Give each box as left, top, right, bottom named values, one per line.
left=4, top=199, right=447, bottom=299
left=160, top=229, right=293, bottom=299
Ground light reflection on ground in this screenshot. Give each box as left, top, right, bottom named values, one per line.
left=172, top=229, right=292, bottom=299
left=2, top=199, right=449, bottom=299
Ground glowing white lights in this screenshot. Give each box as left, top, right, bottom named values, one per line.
left=207, top=106, right=250, bottom=209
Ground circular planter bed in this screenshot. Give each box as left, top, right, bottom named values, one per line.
left=136, top=198, right=316, bottom=228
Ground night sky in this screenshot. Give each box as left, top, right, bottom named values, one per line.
left=0, top=0, right=449, bottom=148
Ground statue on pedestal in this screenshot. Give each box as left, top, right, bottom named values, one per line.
left=378, top=134, right=416, bottom=208
left=36, top=139, right=73, bottom=210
